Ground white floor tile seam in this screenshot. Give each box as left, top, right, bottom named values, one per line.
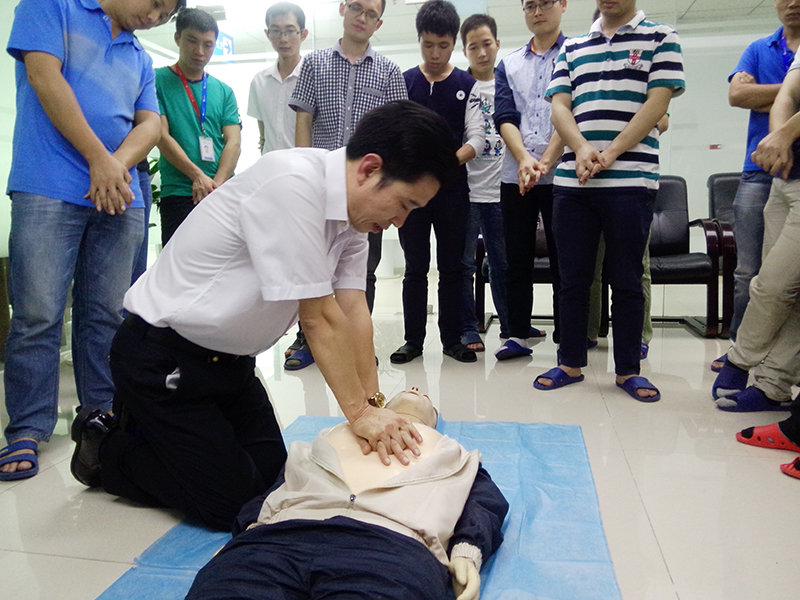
left=1, top=546, right=137, bottom=566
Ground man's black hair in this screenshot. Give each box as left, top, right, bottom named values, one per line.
left=460, top=14, right=497, bottom=46
left=266, top=2, right=306, bottom=31
left=416, top=0, right=460, bottom=42
left=175, top=8, right=219, bottom=38
left=346, top=100, right=458, bottom=189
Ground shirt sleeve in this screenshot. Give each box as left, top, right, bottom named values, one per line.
left=464, top=81, right=485, bottom=157
left=134, top=52, right=158, bottom=114
left=545, top=47, right=571, bottom=101
left=386, top=61, right=409, bottom=102
left=289, top=53, right=316, bottom=115
left=247, top=74, right=262, bottom=120
left=648, top=27, right=685, bottom=97
left=493, top=58, right=520, bottom=129
left=7, top=0, right=66, bottom=62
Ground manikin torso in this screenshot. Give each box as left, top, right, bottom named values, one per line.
left=324, top=422, right=443, bottom=495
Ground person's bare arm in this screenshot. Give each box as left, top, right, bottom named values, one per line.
left=550, top=92, right=602, bottom=185
left=456, top=143, right=476, bottom=165
left=156, top=115, right=218, bottom=203
left=729, top=71, right=781, bottom=113
left=295, top=110, right=313, bottom=147
left=113, top=109, right=161, bottom=170
left=299, top=293, right=422, bottom=465
left=752, top=68, right=800, bottom=177
left=211, top=123, right=241, bottom=189
left=256, top=120, right=265, bottom=153
left=23, top=51, right=133, bottom=214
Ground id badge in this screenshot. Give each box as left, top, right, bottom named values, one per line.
left=199, top=136, right=215, bottom=162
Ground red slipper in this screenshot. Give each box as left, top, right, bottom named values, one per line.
left=780, top=457, right=800, bottom=479
left=736, top=423, right=800, bottom=453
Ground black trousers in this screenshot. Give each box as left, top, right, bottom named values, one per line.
left=100, top=316, right=286, bottom=530
left=500, top=183, right=560, bottom=341
left=159, top=195, right=196, bottom=247
left=398, top=187, right=470, bottom=349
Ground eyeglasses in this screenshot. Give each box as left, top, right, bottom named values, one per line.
left=345, top=2, right=381, bottom=23
left=267, top=28, right=301, bottom=39
left=523, top=0, right=561, bottom=13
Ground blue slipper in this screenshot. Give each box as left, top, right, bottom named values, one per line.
left=617, top=376, right=660, bottom=402
left=284, top=347, right=315, bottom=371
left=587, top=339, right=598, bottom=349
left=461, top=330, right=485, bottom=352
left=640, top=343, right=649, bottom=360
left=534, top=367, right=584, bottom=390
left=0, top=439, right=39, bottom=481
left=495, top=340, right=532, bottom=361
left=712, top=361, right=748, bottom=399
left=716, top=386, right=792, bottom=412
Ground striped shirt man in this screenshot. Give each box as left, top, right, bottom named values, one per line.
left=545, top=10, right=684, bottom=189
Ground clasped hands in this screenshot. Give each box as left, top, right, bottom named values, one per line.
left=752, top=128, right=795, bottom=179
left=349, top=404, right=423, bottom=466
left=574, top=143, right=620, bottom=185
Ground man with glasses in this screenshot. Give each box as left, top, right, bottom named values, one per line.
left=492, top=0, right=566, bottom=361
left=286, top=0, right=407, bottom=370
left=248, top=2, right=308, bottom=155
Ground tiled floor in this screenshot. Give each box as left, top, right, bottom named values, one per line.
left=1, top=278, right=798, bottom=600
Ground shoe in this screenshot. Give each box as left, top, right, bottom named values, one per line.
left=712, top=361, right=748, bottom=399
left=284, top=346, right=314, bottom=371
left=460, top=330, right=485, bottom=352
left=587, top=339, right=598, bottom=349
left=70, top=406, right=117, bottom=487
left=780, top=457, right=800, bottom=479
left=716, top=386, right=792, bottom=412
left=616, top=376, right=660, bottom=402
left=534, top=367, right=584, bottom=390
left=710, top=354, right=726, bottom=372
left=500, top=327, right=546, bottom=340
left=390, top=344, right=423, bottom=364
left=495, top=340, right=532, bottom=361
left=736, top=423, right=800, bottom=452
left=640, top=343, right=649, bottom=360
left=0, top=439, right=39, bottom=482
left=443, top=343, right=477, bottom=363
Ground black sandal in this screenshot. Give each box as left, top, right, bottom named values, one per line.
left=390, top=344, right=423, bottom=364
left=443, top=343, right=477, bottom=363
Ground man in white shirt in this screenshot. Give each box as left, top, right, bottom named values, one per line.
left=247, top=2, right=308, bottom=154
left=69, top=101, right=459, bottom=531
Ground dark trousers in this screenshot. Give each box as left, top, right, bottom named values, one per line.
left=398, top=187, right=470, bottom=349
left=500, top=183, right=561, bottom=341
left=159, top=195, right=196, bottom=247
left=553, top=185, right=654, bottom=376
left=100, top=316, right=286, bottom=530
left=366, top=231, right=382, bottom=313
left=185, top=517, right=451, bottom=600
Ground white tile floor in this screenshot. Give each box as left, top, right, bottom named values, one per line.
left=1, top=277, right=798, bottom=600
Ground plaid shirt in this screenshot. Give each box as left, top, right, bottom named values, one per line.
left=289, top=41, right=408, bottom=150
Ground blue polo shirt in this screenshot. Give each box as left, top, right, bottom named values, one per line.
left=729, top=27, right=795, bottom=173
left=6, top=0, right=159, bottom=208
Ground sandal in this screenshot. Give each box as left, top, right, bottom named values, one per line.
left=712, top=361, right=748, bottom=399
left=284, top=333, right=304, bottom=358
left=710, top=353, right=726, bottom=372
left=460, top=331, right=485, bottom=352
left=780, top=457, right=800, bottom=479
left=716, top=386, right=791, bottom=412
left=0, top=439, right=39, bottom=481
left=443, top=343, right=477, bottom=363
left=534, top=367, right=584, bottom=390
left=616, top=376, right=660, bottom=402
left=284, top=346, right=315, bottom=371
left=640, top=343, right=649, bottom=360
left=495, top=340, right=532, bottom=361
left=736, top=423, right=800, bottom=452
left=390, top=344, right=423, bottom=364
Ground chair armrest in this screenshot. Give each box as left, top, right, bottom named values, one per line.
left=689, top=218, right=721, bottom=268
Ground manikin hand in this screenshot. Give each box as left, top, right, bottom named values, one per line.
left=350, top=404, right=422, bottom=466
left=449, top=557, right=480, bottom=600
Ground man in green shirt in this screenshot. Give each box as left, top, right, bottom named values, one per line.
left=156, top=7, right=241, bottom=246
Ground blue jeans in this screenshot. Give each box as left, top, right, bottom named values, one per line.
left=4, top=193, right=144, bottom=443
left=131, top=165, right=153, bottom=284
left=462, top=202, right=509, bottom=335
left=731, top=170, right=773, bottom=339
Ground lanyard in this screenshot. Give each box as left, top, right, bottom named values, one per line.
left=174, top=64, right=207, bottom=134
left=780, top=34, right=794, bottom=73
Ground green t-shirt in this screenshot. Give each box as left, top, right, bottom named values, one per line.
left=156, top=66, right=240, bottom=197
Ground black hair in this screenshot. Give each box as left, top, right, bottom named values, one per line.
left=265, top=2, right=306, bottom=30
left=346, top=100, right=458, bottom=189
left=175, top=8, right=219, bottom=38
left=460, top=14, right=497, bottom=46
left=416, top=0, right=460, bottom=42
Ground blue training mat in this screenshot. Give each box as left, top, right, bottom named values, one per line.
left=97, top=417, right=621, bottom=600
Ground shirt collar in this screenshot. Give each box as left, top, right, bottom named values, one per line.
left=267, top=57, right=304, bottom=82
left=325, top=147, right=350, bottom=223
left=589, top=10, right=646, bottom=38
left=525, top=32, right=566, bottom=56
left=334, top=40, right=375, bottom=63
left=769, top=26, right=786, bottom=47
left=80, top=0, right=140, bottom=47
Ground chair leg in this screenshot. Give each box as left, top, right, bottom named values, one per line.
left=475, top=238, right=487, bottom=333
left=705, top=275, right=720, bottom=337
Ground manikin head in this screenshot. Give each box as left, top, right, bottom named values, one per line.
left=385, top=388, right=438, bottom=428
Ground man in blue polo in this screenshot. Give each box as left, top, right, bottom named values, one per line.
left=0, top=0, right=182, bottom=481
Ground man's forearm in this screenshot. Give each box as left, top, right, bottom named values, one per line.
left=603, top=87, right=672, bottom=161
left=499, top=123, right=531, bottom=165
left=334, top=289, right=379, bottom=397
left=550, top=94, right=589, bottom=152
left=295, top=110, right=312, bottom=147
left=729, top=81, right=782, bottom=110
left=770, top=69, right=800, bottom=131
left=539, top=130, right=564, bottom=170
left=213, top=139, right=241, bottom=185
left=157, top=132, right=205, bottom=180
left=113, top=111, right=161, bottom=169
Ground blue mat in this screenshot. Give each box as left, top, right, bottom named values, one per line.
left=97, top=417, right=621, bottom=600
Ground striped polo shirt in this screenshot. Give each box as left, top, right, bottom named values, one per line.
left=545, top=11, right=684, bottom=189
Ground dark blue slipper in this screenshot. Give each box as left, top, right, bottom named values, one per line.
left=534, top=367, right=584, bottom=390
left=495, top=340, right=532, bottom=361
left=587, top=339, right=598, bottom=349
left=712, top=361, right=748, bottom=399
left=284, top=347, right=315, bottom=371
left=640, top=343, right=649, bottom=360
left=617, top=376, right=660, bottom=402
left=0, top=439, right=39, bottom=481
left=716, top=386, right=792, bottom=412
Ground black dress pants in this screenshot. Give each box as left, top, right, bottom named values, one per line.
left=100, top=316, right=286, bottom=530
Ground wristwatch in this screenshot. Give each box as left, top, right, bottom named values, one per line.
left=367, top=391, right=386, bottom=408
